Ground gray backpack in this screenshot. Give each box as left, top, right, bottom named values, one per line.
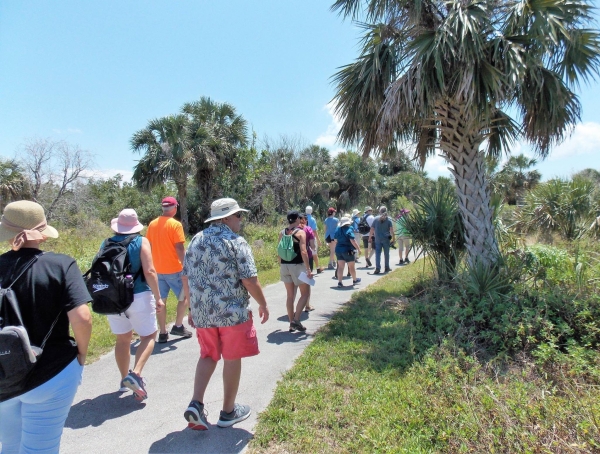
left=0, top=254, right=61, bottom=388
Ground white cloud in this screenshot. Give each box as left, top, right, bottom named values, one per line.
left=81, top=168, right=133, bottom=183
left=547, top=122, right=600, bottom=160
left=314, top=101, right=346, bottom=156
left=423, top=154, right=452, bottom=179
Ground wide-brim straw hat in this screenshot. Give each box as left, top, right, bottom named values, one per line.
left=111, top=209, right=144, bottom=234
left=339, top=216, right=352, bottom=227
left=0, top=200, right=59, bottom=242
left=205, top=198, right=249, bottom=223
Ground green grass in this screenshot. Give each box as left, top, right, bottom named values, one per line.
left=249, top=263, right=600, bottom=453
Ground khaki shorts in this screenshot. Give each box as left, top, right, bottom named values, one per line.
left=107, top=291, right=158, bottom=337
left=280, top=263, right=305, bottom=286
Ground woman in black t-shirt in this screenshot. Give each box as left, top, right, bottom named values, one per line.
left=0, top=201, right=92, bottom=453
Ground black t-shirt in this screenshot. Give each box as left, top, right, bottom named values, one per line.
left=0, top=248, right=91, bottom=402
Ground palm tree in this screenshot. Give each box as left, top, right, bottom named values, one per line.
left=496, top=154, right=542, bottom=205
left=332, top=0, right=600, bottom=267
left=0, top=158, right=28, bottom=211
left=182, top=97, right=248, bottom=220
left=131, top=114, right=194, bottom=234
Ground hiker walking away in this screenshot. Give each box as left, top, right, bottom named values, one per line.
left=334, top=216, right=362, bottom=288
left=359, top=206, right=376, bottom=267
left=278, top=210, right=313, bottom=332
left=323, top=207, right=339, bottom=270
left=305, top=205, right=323, bottom=273
left=350, top=209, right=362, bottom=263
left=182, top=198, right=269, bottom=430
left=99, top=209, right=165, bottom=400
left=0, top=201, right=92, bottom=453
left=395, top=208, right=412, bottom=265
left=146, top=196, right=191, bottom=343
left=369, top=206, right=396, bottom=274
left=298, top=213, right=316, bottom=312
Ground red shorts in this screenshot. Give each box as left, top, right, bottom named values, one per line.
left=196, top=314, right=259, bottom=361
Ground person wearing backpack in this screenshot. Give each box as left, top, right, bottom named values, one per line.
left=323, top=207, right=339, bottom=270
left=98, top=209, right=165, bottom=401
left=359, top=206, right=376, bottom=267
left=0, top=200, right=92, bottom=454
left=333, top=217, right=362, bottom=288
left=278, top=210, right=313, bottom=332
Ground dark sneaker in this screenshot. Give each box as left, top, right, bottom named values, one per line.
left=397, top=262, right=404, bottom=266
left=373, top=269, right=381, bottom=275
left=404, top=258, right=411, bottom=264
left=121, top=370, right=147, bottom=401
left=217, top=403, right=251, bottom=428
left=185, top=400, right=209, bottom=430
left=327, top=263, right=335, bottom=270
left=316, top=267, right=324, bottom=274
left=157, top=332, right=169, bottom=343
left=353, top=278, right=361, bottom=285
left=291, top=320, right=307, bottom=332
left=347, top=272, right=351, bottom=277
left=337, top=282, right=343, bottom=288
left=170, top=324, right=192, bottom=338
left=365, top=258, right=372, bottom=267
left=385, top=268, right=392, bottom=273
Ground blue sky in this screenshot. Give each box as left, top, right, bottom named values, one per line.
left=1, top=1, right=599, bottom=182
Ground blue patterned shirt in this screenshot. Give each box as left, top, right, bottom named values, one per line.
left=183, top=223, right=258, bottom=328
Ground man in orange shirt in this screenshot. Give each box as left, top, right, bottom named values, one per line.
left=146, top=197, right=191, bottom=343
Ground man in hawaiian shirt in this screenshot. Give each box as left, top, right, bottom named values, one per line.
left=182, top=198, right=269, bottom=430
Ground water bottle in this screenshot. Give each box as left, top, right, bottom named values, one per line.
left=124, top=274, right=134, bottom=303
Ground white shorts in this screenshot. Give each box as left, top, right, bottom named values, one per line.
left=107, top=291, right=158, bottom=337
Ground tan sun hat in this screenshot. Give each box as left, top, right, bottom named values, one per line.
left=352, top=209, right=361, bottom=216
left=111, top=209, right=144, bottom=234
left=339, top=216, right=352, bottom=227
left=205, top=198, right=249, bottom=223
left=0, top=200, right=59, bottom=244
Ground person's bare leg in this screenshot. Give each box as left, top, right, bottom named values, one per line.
left=175, top=298, right=188, bottom=326
left=115, top=331, right=133, bottom=379
left=192, top=356, right=218, bottom=403
left=157, top=304, right=167, bottom=335
left=337, top=260, right=346, bottom=285
left=329, top=242, right=336, bottom=267
left=222, top=359, right=242, bottom=413
left=398, top=239, right=404, bottom=262
left=295, top=284, right=310, bottom=320
left=132, top=332, right=156, bottom=376
left=284, top=281, right=296, bottom=323
left=349, top=262, right=357, bottom=280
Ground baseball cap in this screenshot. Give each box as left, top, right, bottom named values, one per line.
left=287, top=210, right=300, bottom=223
left=327, top=207, right=336, bottom=215
left=161, top=196, right=178, bottom=207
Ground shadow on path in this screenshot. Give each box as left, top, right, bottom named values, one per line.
left=65, top=392, right=145, bottom=429
left=266, top=329, right=309, bottom=345
left=149, top=427, right=252, bottom=453
left=129, top=336, right=190, bottom=356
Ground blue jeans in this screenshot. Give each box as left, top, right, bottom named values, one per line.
left=375, top=241, right=391, bottom=270
left=158, top=271, right=184, bottom=301
left=0, top=358, right=83, bottom=453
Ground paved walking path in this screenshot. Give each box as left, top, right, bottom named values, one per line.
left=60, top=252, right=417, bottom=454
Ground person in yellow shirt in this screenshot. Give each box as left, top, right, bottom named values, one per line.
left=146, top=197, right=191, bottom=343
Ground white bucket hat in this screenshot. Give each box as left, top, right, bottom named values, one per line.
left=305, top=205, right=313, bottom=214
left=352, top=209, right=361, bottom=216
left=205, top=198, right=249, bottom=223
left=339, top=216, right=352, bottom=227
left=0, top=200, right=59, bottom=245
left=111, top=209, right=144, bottom=234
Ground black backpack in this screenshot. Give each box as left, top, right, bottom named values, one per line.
left=83, top=234, right=142, bottom=315
left=357, top=215, right=371, bottom=234
left=0, top=253, right=61, bottom=388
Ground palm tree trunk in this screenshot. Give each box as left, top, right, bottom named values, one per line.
left=437, top=104, right=499, bottom=267
left=176, top=181, right=189, bottom=236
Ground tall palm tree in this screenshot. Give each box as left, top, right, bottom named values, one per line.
left=182, top=97, right=248, bottom=220
left=131, top=114, right=194, bottom=234
left=332, top=0, right=600, bottom=267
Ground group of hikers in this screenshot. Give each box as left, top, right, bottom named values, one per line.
left=0, top=196, right=412, bottom=452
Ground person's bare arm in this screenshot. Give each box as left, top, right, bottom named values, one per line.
left=389, top=223, right=396, bottom=243
left=175, top=242, right=185, bottom=266
left=140, top=237, right=165, bottom=312
left=351, top=237, right=361, bottom=255
left=68, top=304, right=92, bottom=365
left=369, top=226, right=375, bottom=244
left=277, top=231, right=283, bottom=264
left=241, top=276, right=269, bottom=324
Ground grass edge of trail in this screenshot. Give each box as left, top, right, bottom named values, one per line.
left=247, top=263, right=600, bottom=454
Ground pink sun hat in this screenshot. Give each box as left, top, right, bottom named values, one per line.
left=110, top=209, right=144, bottom=234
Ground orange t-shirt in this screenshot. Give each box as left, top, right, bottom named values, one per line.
left=146, top=216, right=185, bottom=274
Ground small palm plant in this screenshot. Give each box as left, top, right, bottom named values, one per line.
left=402, top=182, right=465, bottom=280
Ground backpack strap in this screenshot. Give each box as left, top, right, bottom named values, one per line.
left=0, top=253, right=44, bottom=326
left=84, top=234, right=143, bottom=281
